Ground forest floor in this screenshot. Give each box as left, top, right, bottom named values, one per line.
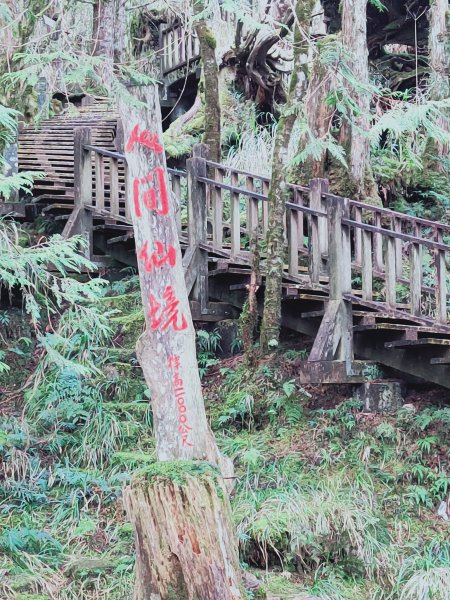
left=0, top=275, right=450, bottom=600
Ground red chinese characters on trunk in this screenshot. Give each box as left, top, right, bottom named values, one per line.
left=138, top=241, right=176, bottom=272
left=126, top=124, right=163, bottom=154
left=149, top=285, right=188, bottom=332
left=127, top=123, right=191, bottom=448
left=168, top=354, right=193, bottom=447
left=133, top=167, right=169, bottom=217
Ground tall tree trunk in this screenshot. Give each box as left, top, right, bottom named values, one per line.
left=337, top=0, right=378, bottom=203
left=295, top=3, right=335, bottom=183
left=194, top=2, right=221, bottom=162
left=118, top=85, right=241, bottom=599
left=92, top=0, right=116, bottom=84
left=428, top=0, right=449, bottom=159
left=117, top=87, right=230, bottom=470
left=260, top=0, right=314, bottom=352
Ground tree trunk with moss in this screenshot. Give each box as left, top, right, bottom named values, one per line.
left=296, top=36, right=336, bottom=183
left=260, top=0, right=314, bottom=352
left=118, top=85, right=242, bottom=599
left=124, top=463, right=244, bottom=600
left=194, top=1, right=221, bottom=162
left=336, top=0, right=378, bottom=203
left=428, top=0, right=450, bottom=159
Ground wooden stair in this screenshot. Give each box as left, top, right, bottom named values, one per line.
left=18, top=102, right=122, bottom=205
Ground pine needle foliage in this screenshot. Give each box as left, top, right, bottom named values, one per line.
left=0, top=221, right=105, bottom=325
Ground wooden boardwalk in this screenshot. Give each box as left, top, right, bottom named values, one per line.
left=15, top=112, right=450, bottom=389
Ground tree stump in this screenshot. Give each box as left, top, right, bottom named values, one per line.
left=124, top=461, right=245, bottom=600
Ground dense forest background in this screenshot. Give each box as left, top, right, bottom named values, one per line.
left=1, top=1, right=450, bottom=599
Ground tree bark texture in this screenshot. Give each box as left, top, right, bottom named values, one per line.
left=429, top=0, right=450, bottom=98
left=92, top=0, right=116, bottom=83
left=124, top=464, right=244, bottom=600
left=297, top=35, right=336, bottom=182
left=117, top=86, right=228, bottom=471
left=260, top=0, right=314, bottom=352
left=338, top=0, right=378, bottom=203
left=194, top=2, right=221, bottom=162
left=428, top=0, right=449, bottom=159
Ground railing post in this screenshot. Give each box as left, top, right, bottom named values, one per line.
left=309, top=178, right=329, bottom=258
left=328, top=196, right=351, bottom=300
left=309, top=195, right=353, bottom=366
left=435, top=229, right=448, bottom=324
left=409, top=241, right=422, bottom=316
left=362, top=230, right=373, bottom=301
left=328, top=196, right=353, bottom=363
left=73, top=127, right=93, bottom=258
left=384, top=236, right=397, bottom=308
left=230, top=170, right=241, bottom=256
left=187, top=143, right=208, bottom=310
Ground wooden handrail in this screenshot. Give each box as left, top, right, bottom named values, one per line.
left=84, top=144, right=125, bottom=160
left=82, top=140, right=448, bottom=324
left=342, top=218, right=450, bottom=252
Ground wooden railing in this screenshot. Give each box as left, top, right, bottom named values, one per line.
left=159, top=11, right=236, bottom=75
left=74, top=128, right=188, bottom=229
left=74, top=138, right=450, bottom=326
left=160, top=21, right=200, bottom=74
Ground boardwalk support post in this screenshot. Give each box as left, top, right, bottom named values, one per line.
left=309, top=178, right=329, bottom=281
left=186, top=144, right=209, bottom=313
left=309, top=195, right=354, bottom=370
left=64, top=127, right=93, bottom=259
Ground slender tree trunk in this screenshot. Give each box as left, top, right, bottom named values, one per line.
left=428, top=0, right=449, bottom=159
left=194, top=2, right=221, bottom=162
left=118, top=85, right=242, bottom=599
left=117, top=87, right=230, bottom=469
left=337, top=0, right=378, bottom=203
left=92, top=0, right=116, bottom=83
left=260, top=0, right=314, bottom=352
left=241, top=234, right=260, bottom=362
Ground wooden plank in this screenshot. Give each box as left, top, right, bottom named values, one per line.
left=172, top=174, right=182, bottom=235
left=230, top=170, right=240, bottom=256
left=353, top=205, right=362, bottom=265
left=212, top=167, right=224, bottom=249
left=246, top=175, right=258, bottom=238
left=310, top=178, right=328, bottom=258
left=287, top=187, right=300, bottom=277
left=187, top=145, right=209, bottom=309
left=435, top=230, right=448, bottom=324
left=410, top=241, right=422, bottom=316
left=385, top=338, right=450, bottom=348
left=384, top=236, right=397, bottom=308
left=109, top=158, right=119, bottom=217
left=362, top=229, right=373, bottom=301
left=373, top=211, right=383, bottom=270
left=95, top=153, right=105, bottom=211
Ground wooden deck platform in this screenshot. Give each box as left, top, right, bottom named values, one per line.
left=14, top=113, right=450, bottom=389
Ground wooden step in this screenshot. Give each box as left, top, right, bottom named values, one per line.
left=385, top=338, right=450, bottom=349
left=354, top=323, right=450, bottom=336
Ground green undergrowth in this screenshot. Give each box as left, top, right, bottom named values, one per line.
left=1, top=275, right=450, bottom=599
left=136, top=459, right=220, bottom=487
left=207, top=357, right=450, bottom=599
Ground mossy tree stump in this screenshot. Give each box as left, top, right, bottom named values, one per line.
left=124, top=462, right=244, bottom=600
